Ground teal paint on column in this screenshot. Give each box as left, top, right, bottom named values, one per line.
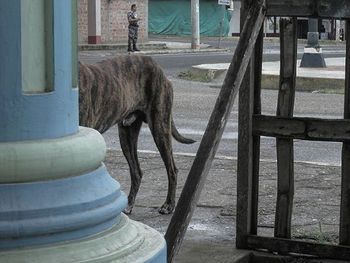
left=0, top=165, right=127, bottom=249
left=0, top=0, right=78, bottom=142
left=21, top=0, right=53, bottom=93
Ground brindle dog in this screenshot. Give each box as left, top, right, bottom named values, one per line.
left=79, top=55, right=195, bottom=214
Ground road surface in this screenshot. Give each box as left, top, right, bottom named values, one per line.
left=79, top=45, right=346, bottom=166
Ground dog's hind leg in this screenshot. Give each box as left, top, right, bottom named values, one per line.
left=148, top=117, right=178, bottom=215
left=118, top=118, right=143, bottom=214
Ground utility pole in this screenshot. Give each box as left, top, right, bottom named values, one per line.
left=300, top=18, right=326, bottom=67
left=191, top=0, right=200, bottom=49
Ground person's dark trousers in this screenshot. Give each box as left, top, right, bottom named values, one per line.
left=127, top=26, right=140, bottom=52
left=133, top=39, right=140, bottom=52
left=128, top=39, right=133, bottom=52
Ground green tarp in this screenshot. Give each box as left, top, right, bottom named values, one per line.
left=149, top=0, right=231, bottom=36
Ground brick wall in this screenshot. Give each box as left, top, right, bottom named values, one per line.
left=78, top=0, right=148, bottom=44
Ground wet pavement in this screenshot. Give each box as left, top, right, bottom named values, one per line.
left=104, top=149, right=347, bottom=262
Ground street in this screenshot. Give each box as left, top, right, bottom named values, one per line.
left=79, top=41, right=346, bottom=166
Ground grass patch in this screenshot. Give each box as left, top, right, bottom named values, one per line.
left=178, top=71, right=212, bottom=83
left=292, top=223, right=338, bottom=244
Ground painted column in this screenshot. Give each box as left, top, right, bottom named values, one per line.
left=0, top=1, right=166, bottom=262
left=88, top=0, right=102, bottom=44
left=191, top=0, right=200, bottom=49
left=300, top=18, right=326, bottom=68
left=228, top=1, right=241, bottom=36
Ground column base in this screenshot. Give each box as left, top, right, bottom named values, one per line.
left=0, top=214, right=166, bottom=263
left=300, top=47, right=327, bottom=68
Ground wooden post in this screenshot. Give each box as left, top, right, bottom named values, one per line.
left=236, top=0, right=264, bottom=248
left=340, top=19, right=350, bottom=246
left=165, top=1, right=266, bottom=261
left=274, top=18, right=297, bottom=238
left=251, top=27, right=264, bottom=235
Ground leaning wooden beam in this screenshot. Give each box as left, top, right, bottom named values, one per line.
left=340, top=19, right=350, bottom=246
left=164, top=1, right=266, bottom=261
left=253, top=115, right=350, bottom=142
left=274, top=17, right=297, bottom=239
left=247, top=235, right=350, bottom=261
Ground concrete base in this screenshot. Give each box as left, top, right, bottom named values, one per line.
left=300, top=47, right=327, bottom=68
left=188, top=57, right=345, bottom=93
left=232, top=250, right=343, bottom=263
left=0, top=214, right=166, bottom=263
left=0, top=126, right=166, bottom=262
left=300, top=52, right=327, bottom=68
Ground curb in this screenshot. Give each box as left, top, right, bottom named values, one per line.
left=261, top=74, right=344, bottom=93
left=79, top=43, right=228, bottom=54
left=188, top=65, right=345, bottom=93
left=79, top=43, right=167, bottom=51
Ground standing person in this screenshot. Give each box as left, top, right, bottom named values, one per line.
left=127, top=4, right=141, bottom=52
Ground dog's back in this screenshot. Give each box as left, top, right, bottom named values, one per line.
left=79, top=55, right=168, bottom=133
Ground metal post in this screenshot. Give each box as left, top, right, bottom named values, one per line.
left=300, top=18, right=326, bottom=68
left=218, top=5, right=225, bottom=48
left=191, top=0, right=200, bottom=49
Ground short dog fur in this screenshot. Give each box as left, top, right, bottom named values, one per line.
left=79, top=55, right=195, bottom=214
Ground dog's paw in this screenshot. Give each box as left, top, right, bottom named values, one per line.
left=158, top=204, right=174, bottom=215
left=123, top=205, right=133, bottom=215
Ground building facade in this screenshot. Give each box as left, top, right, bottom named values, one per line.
left=229, top=1, right=345, bottom=40
left=78, top=0, right=148, bottom=44
left=77, top=0, right=346, bottom=44
left=148, top=0, right=231, bottom=37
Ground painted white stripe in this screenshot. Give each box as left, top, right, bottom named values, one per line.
left=304, top=47, right=323, bottom=54
left=110, top=149, right=340, bottom=167
left=141, top=127, right=238, bottom=139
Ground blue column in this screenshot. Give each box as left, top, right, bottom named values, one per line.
left=0, top=1, right=166, bottom=262
left=0, top=0, right=78, bottom=141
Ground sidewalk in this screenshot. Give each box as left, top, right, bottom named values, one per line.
left=189, top=57, right=346, bottom=93
left=104, top=149, right=346, bottom=262
left=78, top=37, right=228, bottom=54
left=79, top=35, right=346, bottom=54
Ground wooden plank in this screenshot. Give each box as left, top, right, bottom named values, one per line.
left=340, top=19, right=350, bottom=246
left=266, top=0, right=350, bottom=18
left=266, top=0, right=314, bottom=17
left=165, top=1, right=266, bottom=261
left=250, top=27, right=264, bottom=236
left=319, top=0, right=350, bottom=18
left=236, top=0, right=262, bottom=248
left=247, top=235, right=350, bottom=261
left=253, top=115, right=350, bottom=142
left=275, top=18, right=297, bottom=239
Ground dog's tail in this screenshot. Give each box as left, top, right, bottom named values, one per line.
left=171, top=119, right=196, bottom=144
